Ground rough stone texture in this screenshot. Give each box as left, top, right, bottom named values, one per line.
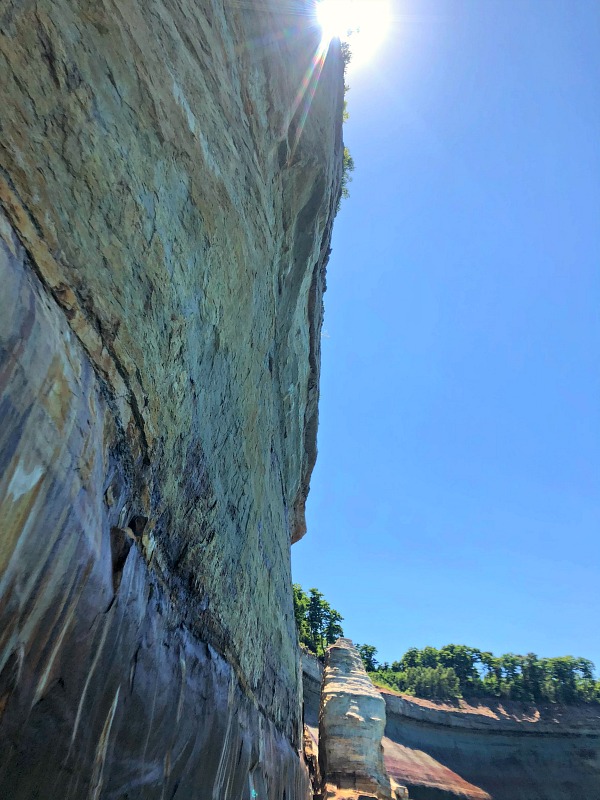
left=302, top=647, right=323, bottom=726
left=0, top=207, right=314, bottom=799
left=0, top=0, right=344, bottom=796
left=302, top=650, right=416, bottom=800
left=383, top=690, right=600, bottom=800
left=307, top=657, right=600, bottom=800
left=319, top=639, right=392, bottom=800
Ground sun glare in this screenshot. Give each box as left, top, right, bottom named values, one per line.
left=315, top=0, right=392, bottom=68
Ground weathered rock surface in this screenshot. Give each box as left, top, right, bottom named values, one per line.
left=301, top=649, right=324, bottom=795
left=0, top=0, right=344, bottom=796
left=319, top=639, right=392, bottom=800
left=0, top=198, right=314, bottom=800
left=383, top=737, right=490, bottom=800
left=302, top=647, right=324, bottom=726
left=382, top=690, right=600, bottom=800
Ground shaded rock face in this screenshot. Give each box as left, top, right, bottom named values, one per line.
left=383, top=738, right=491, bottom=800
left=383, top=692, right=600, bottom=800
left=0, top=188, right=311, bottom=800
left=302, top=648, right=324, bottom=727
left=0, top=0, right=343, bottom=796
left=301, top=650, right=324, bottom=795
left=319, top=640, right=392, bottom=800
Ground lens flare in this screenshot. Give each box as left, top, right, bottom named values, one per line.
left=315, top=0, right=392, bottom=67
left=316, top=0, right=353, bottom=41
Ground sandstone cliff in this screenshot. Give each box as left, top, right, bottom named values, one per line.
left=382, top=690, right=600, bottom=800
left=0, top=1, right=344, bottom=797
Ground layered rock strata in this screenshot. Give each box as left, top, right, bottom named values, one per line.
left=383, top=691, right=600, bottom=800
left=319, top=639, right=392, bottom=800
left=383, top=738, right=491, bottom=800
left=301, top=649, right=324, bottom=796
left=0, top=0, right=344, bottom=796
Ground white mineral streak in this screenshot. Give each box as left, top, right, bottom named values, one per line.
left=6, top=462, right=44, bottom=503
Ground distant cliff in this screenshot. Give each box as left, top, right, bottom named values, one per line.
left=301, top=656, right=600, bottom=800
left=0, top=1, right=344, bottom=797
left=383, top=690, right=600, bottom=800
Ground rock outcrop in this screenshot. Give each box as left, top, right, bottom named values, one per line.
left=319, top=639, right=392, bottom=800
left=0, top=1, right=344, bottom=797
left=382, top=690, right=600, bottom=800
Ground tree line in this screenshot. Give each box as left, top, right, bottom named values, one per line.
left=365, top=644, right=600, bottom=704
left=292, top=584, right=600, bottom=705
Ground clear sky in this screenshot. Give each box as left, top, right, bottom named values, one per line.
left=292, top=0, right=600, bottom=669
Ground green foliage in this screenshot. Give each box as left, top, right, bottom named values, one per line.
left=373, top=645, right=600, bottom=705
left=373, top=665, right=462, bottom=701
left=336, top=146, right=355, bottom=213
left=341, top=147, right=355, bottom=200
left=355, top=643, right=379, bottom=672
left=343, top=94, right=350, bottom=123
left=292, top=584, right=600, bottom=706
left=337, top=41, right=353, bottom=211
left=293, top=584, right=311, bottom=647
left=341, top=41, right=352, bottom=73
left=293, top=584, right=344, bottom=657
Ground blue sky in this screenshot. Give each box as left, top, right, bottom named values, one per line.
left=292, top=0, right=600, bottom=669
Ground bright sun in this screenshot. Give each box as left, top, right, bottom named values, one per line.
left=315, top=0, right=392, bottom=68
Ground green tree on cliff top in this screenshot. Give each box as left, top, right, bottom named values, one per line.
left=293, top=584, right=344, bottom=657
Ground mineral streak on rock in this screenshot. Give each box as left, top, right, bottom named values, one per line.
left=383, top=738, right=491, bottom=800
left=319, top=639, right=393, bottom=800
left=0, top=0, right=344, bottom=796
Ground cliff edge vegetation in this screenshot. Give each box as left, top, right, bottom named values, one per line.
left=294, top=584, right=345, bottom=656
left=369, top=645, right=600, bottom=705
left=294, top=585, right=600, bottom=705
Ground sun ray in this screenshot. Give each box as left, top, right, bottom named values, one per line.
left=315, top=0, right=393, bottom=69
left=288, top=37, right=330, bottom=157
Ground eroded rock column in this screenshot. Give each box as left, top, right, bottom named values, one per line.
left=319, top=639, right=392, bottom=800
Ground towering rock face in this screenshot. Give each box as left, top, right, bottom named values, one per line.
left=0, top=1, right=344, bottom=797
left=319, top=639, right=392, bottom=799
